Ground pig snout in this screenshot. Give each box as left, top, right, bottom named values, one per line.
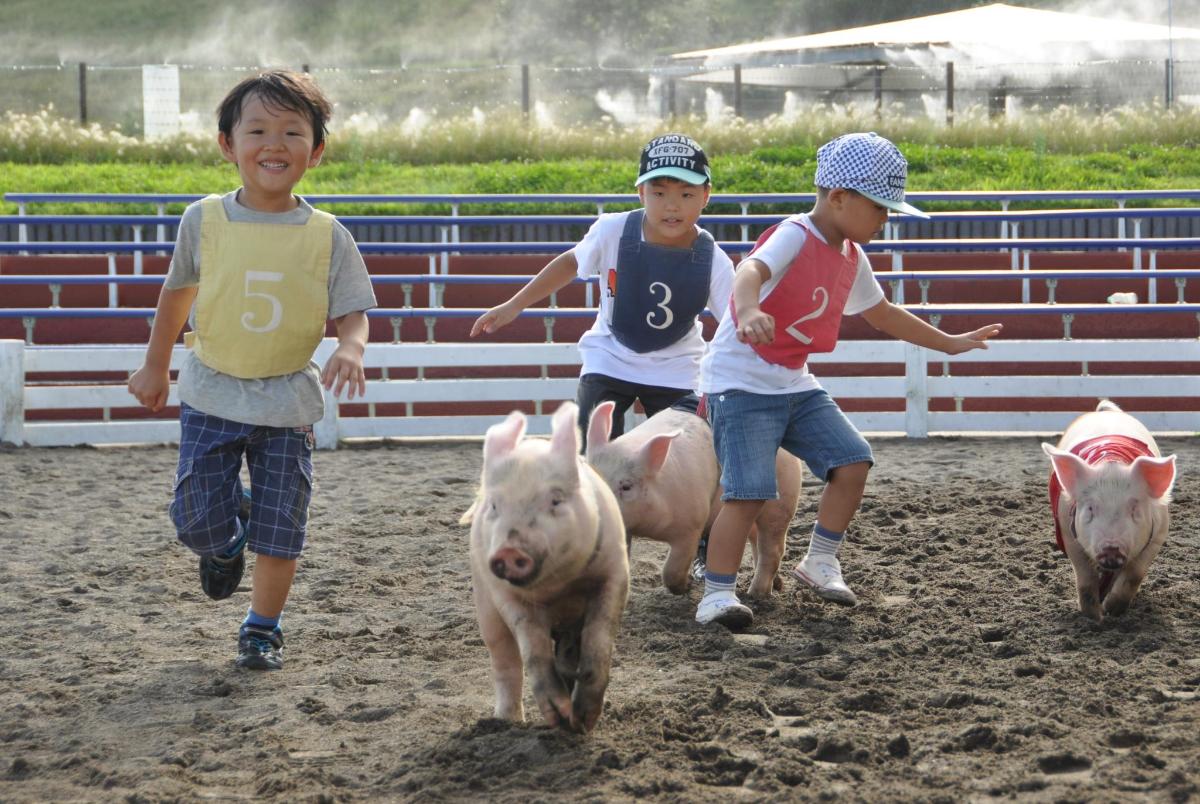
left=490, top=546, right=539, bottom=585
left=1095, top=546, right=1126, bottom=571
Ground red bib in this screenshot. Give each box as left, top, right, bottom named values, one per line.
left=1048, top=434, right=1154, bottom=553
left=731, top=220, right=859, bottom=369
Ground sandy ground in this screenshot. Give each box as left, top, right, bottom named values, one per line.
left=1, top=433, right=1198, bottom=802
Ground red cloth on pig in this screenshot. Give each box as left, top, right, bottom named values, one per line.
left=1048, top=434, right=1154, bottom=554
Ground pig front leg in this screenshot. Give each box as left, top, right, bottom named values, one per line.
left=571, top=580, right=628, bottom=733
left=747, top=451, right=801, bottom=600
left=507, top=611, right=574, bottom=729
left=473, top=585, right=525, bottom=722
left=661, top=532, right=702, bottom=595
left=1065, top=543, right=1105, bottom=622
left=1104, top=514, right=1168, bottom=617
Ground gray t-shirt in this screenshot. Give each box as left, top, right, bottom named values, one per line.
left=164, top=190, right=377, bottom=427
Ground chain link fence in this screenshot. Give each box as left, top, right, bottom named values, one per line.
left=3, top=60, right=1199, bottom=134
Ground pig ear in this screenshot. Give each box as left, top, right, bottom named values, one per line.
left=638, top=430, right=679, bottom=477
left=1042, top=443, right=1093, bottom=497
left=1132, top=454, right=1176, bottom=499
left=585, top=401, right=615, bottom=457
left=549, top=401, right=582, bottom=465
left=484, top=410, right=526, bottom=465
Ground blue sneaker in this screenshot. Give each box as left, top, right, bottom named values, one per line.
left=198, top=490, right=250, bottom=601
left=236, top=625, right=284, bottom=671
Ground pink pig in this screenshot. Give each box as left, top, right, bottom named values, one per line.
left=585, top=401, right=801, bottom=599
left=462, top=402, right=629, bottom=733
left=1043, top=400, right=1176, bottom=622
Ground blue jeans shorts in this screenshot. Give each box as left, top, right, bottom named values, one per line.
left=707, top=388, right=873, bottom=501
left=170, top=403, right=315, bottom=560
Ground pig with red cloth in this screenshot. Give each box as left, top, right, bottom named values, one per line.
left=1044, top=400, right=1177, bottom=622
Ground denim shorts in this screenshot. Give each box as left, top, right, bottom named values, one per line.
left=171, top=403, right=315, bottom=560
left=707, top=388, right=873, bottom=500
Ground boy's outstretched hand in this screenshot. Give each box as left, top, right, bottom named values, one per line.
left=945, top=323, right=1004, bottom=354
left=470, top=302, right=519, bottom=337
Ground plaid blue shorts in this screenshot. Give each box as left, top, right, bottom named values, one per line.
left=170, top=403, right=315, bottom=560
left=707, top=388, right=873, bottom=500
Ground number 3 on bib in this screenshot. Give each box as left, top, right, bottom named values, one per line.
left=644, top=281, right=675, bottom=331
left=783, top=286, right=829, bottom=345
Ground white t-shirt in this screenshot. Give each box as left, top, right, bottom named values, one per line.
left=573, top=210, right=735, bottom=390
left=699, top=213, right=885, bottom=396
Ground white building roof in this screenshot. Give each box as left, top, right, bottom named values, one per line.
left=671, top=3, right=1200, bottom=65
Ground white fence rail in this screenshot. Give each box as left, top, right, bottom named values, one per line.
left=1, top=338, right=1197, bottom=447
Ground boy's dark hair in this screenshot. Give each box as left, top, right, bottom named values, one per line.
left=217, top=70, right=333, bottom=149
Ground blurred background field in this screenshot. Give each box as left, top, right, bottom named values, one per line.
left=6, top=0, right=1200, bottom=214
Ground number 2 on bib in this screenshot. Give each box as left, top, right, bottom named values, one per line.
left=783, top=286, right=829, bottom=345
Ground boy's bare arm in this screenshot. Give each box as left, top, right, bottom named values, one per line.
left=470, top=249, right=579, bottom=337
left=322, top=310, right=370, bottom=399
left=127, top=285, right=197, bottom=412
left=861, top=300, right=1002, bottom=354
left=732, top=258, right=774, bottom=344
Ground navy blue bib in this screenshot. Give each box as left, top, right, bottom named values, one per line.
left=609, top=210, right=713, bottom=353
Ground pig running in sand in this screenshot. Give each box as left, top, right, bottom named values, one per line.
left=462, top=402, right=629, bottom=733
left=1043, top=400, right=1177, bottom=622
left=585, top=400, right=801, bottom=599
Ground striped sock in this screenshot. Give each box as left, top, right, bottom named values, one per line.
left=703, top=570, right=738, bottom=598
left=242, top=608, right=281, bottom=632
left=808, top=523, right=845, bottom=558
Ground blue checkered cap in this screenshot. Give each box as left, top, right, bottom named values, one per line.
left=814, top=132, right=928, bottom=218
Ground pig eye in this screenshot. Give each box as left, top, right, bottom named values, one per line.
left=485, top=499, right=498, bottom=518
left=549, top=489, right=565, bottom=509
left=1080, top=504, right=1094, bottom=523
left=618, top=480, right=634, bottom=495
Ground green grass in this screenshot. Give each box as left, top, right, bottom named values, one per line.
left=7, top=105, right=1200, bottom=215
left=7, top=144, right=1200, bottom=216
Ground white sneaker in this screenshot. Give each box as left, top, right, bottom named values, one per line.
left=792, top=553, right=858, bottom=606
left=695, top=591, right=754, bottom=629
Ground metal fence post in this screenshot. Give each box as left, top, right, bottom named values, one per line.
left=874, top=66, right=884, bottom=119
left=521, top=64, right=531, bottom=117
left=78, top=62, right=88, bottom=126
left=733, top=64, right=743, bottom=118
left=945, top=61, right=955, bottom=127
left=0, top=340, right=25, bottom=446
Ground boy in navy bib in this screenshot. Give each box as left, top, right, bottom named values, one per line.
left=695, top=133, right=1004, bottom=629
left=470, top=134, right=734, bottom=447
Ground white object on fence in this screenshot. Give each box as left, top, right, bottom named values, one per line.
left=0, top=340, right=23, bottom=445
left=142, top=65, right=181, bottom=140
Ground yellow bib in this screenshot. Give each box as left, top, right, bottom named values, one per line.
left=186, top=195, right=333, bottom=379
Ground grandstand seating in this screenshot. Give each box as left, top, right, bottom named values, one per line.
left=2, top=191, right=1199, bottom=445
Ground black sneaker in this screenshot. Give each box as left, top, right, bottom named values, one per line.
left=236, top=626, right=284, bottom=670
left=198, top=494, right=250, bottom=601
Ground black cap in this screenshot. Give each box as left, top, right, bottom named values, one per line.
left=636, top=134, right=711, bottom=187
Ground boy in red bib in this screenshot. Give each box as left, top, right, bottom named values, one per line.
left=696, top=133, right=1002, bottom=629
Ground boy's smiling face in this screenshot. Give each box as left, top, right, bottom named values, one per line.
left=218, top=92, right=324, bottom=213
left=637, top=177, right=710, bottom=248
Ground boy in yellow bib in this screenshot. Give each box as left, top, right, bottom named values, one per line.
left=128, top=71, right=377, bottom=670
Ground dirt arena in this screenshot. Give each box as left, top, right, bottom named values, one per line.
left=1, top=433, right=1197, bottom=802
